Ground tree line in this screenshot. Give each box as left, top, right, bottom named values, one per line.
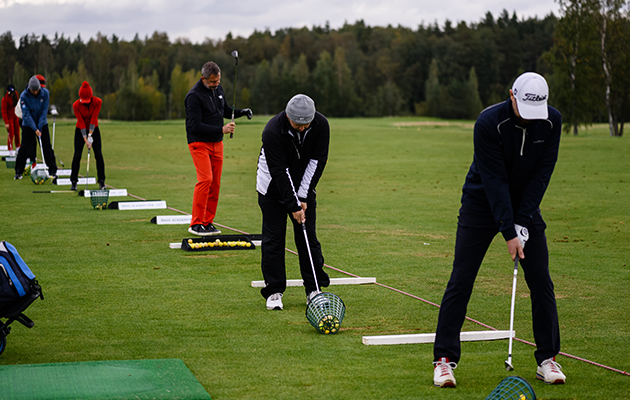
left=0, top=2, right=627, bottom=135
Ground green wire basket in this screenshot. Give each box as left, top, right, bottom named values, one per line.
left=30, top=168, right=48, bottom=185
left=306, top=292, right=346, bottom=335
left=485, top=376, right=536, bottom=400
left=90, top=190, right=110, bottom=210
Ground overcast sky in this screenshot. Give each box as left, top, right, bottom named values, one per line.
left=1, top=0, right=560, bottom=44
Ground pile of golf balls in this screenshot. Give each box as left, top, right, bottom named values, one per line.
left=187, top=238, right=252, bottom=250
left=317, top=314, right=340, bottom=335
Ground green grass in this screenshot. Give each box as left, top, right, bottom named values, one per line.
left=1, top=117, right=629, bottom=399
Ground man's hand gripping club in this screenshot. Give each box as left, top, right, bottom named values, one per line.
left=507, top=224, right=529, bottom=261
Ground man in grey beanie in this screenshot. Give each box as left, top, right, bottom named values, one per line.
left=255, top=94, right=331, bottom=310
left=14, top=76, right=57, bottom=180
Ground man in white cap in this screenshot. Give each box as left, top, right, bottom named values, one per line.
left=255, top=94, right=331, bottom=311
left=432, top=72, right=566, bottom=387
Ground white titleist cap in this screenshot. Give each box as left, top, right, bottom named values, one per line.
left=511, top=72, right=549, bottom=120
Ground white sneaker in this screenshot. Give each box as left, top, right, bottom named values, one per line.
left=536, top=357, right=566, bottom=384
left=433, top=357, right=457, bottom=388
left=306, top=291, right=318, bottom=304
left=266, top=293, right=283, bottom=310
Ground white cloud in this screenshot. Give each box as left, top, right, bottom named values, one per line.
left=0, top=0, right=560, bottom=44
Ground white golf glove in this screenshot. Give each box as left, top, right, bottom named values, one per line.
left=87, top=136, right=93, bottom=145
left=514, top=224, right=529, bottom=249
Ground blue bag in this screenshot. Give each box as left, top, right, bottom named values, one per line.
left=0, top=241, right=42, bottom=313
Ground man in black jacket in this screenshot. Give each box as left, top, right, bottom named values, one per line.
left=432, top=72, right=566, bottom=387
left=185, top=61, right=252, bottom=236
left=256, top=94, right=330, bottom=310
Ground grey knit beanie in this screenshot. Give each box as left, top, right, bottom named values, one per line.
left=28, top=76, right=41, bottom=92
left=286, top=94, right=315, bottom=124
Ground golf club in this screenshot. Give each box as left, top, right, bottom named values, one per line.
left=229, top=50, right=238, bottom=139
left=85, top=147, right=91, bottom=193
left=302, top=222, right=346, bottom=335
left=37, top=135, right=49, bottom=177
left=505, top=255, right=520, bottom=371
left=301, top=221, right=321, bottom=295
left=50, top=106, right=64, bottom=167
left=33, top=190, right=75, bottom=194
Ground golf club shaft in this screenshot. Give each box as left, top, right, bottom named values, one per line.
left=51, top=117, right=64, bottom=166
left=85, top=147, right=91, bottom=192
left=507, top=256, right=519, bottom=366
left=301, top=222, right=321, bottom=293
left=38, top=136, right=46, bottom=167
left=230, top=53, right=238, bottom=139
left=52, top=116, right=56, bottom=149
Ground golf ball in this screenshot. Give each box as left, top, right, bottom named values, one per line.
left=317, top=314, right=340, bottom=334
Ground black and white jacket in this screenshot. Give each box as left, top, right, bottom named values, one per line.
left=256, top=111, right=330, bottom=213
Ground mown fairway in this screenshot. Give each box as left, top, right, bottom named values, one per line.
left=1, top=116, right=628, bottom=399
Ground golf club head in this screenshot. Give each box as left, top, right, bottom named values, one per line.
left=231, top=50, right=239, bottom=64
left=505, top=360, right=515, bottom=371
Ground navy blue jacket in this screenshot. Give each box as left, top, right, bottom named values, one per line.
left=20, top=86, right=49, bottom=132
left=461, top=99, right=562, bottom=241
left=256, top=111, right=330, bottom=212
left=184, top=79, right=247, bottom=144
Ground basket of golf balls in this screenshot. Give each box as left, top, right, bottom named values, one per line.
left=306, top=292, right=346, bottom=335
left=5, top=156, right=16, bottom=169
left=90, top=190, right=110, bottom=210
left=183, top=237, right=255, bottom=251
left=484, top=376, right=536, bottom=400
left=30, top=168, right=48, bottom=185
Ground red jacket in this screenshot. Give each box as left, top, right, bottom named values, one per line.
left=73, top=96, right=102, bottom=133
left=2, top=92, right=19, bottom=123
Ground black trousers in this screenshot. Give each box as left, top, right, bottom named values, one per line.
left=434, top=206, right=560, bottom=365
left=258, top=193, right=330, bottom=299
left=70, top=126, right=105, bottom=184
left=15, top=124, right=57, bottom=176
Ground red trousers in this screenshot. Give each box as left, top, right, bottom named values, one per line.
left=5, top=116, right=20, bottom=151
left=188, top=141, right=223, bottom=226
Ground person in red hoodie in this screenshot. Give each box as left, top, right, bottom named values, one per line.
left=2, top=84, right=20, bottom=155
left=70, top=81, right=105, bottom=190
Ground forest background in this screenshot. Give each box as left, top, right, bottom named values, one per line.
left=1, top=1, right=628, bottom=136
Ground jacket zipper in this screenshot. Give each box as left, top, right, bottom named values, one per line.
left=517, top=126, right=527, bottom=156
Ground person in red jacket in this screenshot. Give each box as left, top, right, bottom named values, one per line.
left=70, top=81, right=105, bottom=190
left=2, top=84, right=20, bottom=155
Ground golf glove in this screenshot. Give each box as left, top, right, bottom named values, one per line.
left=515, top=224, right=529, bottom=248
left=87, top=136, right=94, bottom=145
left=242, top=108, right=253, bottom=120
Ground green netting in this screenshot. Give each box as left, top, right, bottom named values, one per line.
left=485, top=376, right=536, bottom=400
left=306, top=292, right=346, bottom=334
left=90, top=189, right=109, bottom=209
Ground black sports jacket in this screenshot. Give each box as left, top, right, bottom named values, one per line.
left=461, top=98, right=562, bottom=241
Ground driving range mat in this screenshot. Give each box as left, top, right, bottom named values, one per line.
left=0, top=358, right=211, bottom=400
